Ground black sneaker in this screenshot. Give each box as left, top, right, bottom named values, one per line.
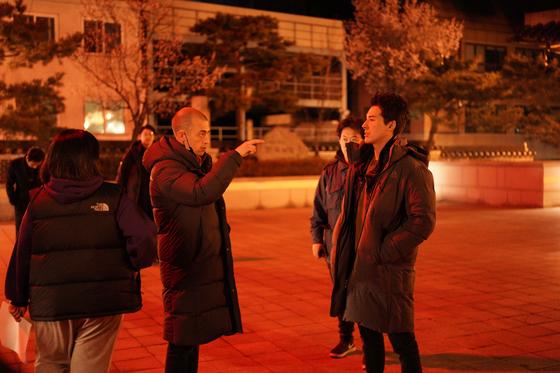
left=329, top=340, right=356, bottom=358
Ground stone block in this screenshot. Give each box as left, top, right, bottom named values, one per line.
left=478, top=166, right=498, bottom=188
left=483, top=188, right=508, bottom=206
left=521, top=190, right=543, bottom=207
left=463, top=165, right=479, bottom=187
left=505, top=165, right=543, bottom=191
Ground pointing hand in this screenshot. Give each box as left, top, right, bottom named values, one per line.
left=235, top=139, right=265, bottom=157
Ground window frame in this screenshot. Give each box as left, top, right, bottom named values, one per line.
left=20, top=13, right=56, bottom=41
left=83, top=20, right=122, bottom=54
left=465, top=43, right=507, bottom=72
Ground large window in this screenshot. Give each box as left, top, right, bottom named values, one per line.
left=84, top=100, right=125, bottom=134
left=515, top=48, right=542, bottom=59
left=20, top=15, right=55, bottom=41
left=465, top=43, right=506, bottom=72
left=84, top=21, right=121, bottom=53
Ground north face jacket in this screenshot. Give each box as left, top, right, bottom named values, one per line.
left=5, top=177, right=157, bottom=320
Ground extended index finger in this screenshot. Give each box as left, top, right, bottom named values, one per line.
left=247, top=139, right=265, bottom=145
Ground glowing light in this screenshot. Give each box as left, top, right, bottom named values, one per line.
left=84, top=121, right=90, bottom=129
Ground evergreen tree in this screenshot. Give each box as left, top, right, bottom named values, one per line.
left=0, top=0, right=81, bottom=146
left=190, top=12, right=317, bottom=141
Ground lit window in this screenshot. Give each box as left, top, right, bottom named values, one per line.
left=84, top=21, right=121, bottom=53
left=84, top=100, right=125, bottom=134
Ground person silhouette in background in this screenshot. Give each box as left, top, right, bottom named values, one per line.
left=116, top=124, right=156, bottom=220
left=6, top=146, right=45, bottom=236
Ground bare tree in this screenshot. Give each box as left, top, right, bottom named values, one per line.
left=73, top=0, right=224, bottom=140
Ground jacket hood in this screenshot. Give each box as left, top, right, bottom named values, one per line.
left=44, top=176, right=104, bottom=204
left=353, top=138, right=430, bottom=170
left=334, top=149, right=346, bottom=164
left=392, top=138, right=430, bottom=167
left=143, top=136, right=206, bottom=173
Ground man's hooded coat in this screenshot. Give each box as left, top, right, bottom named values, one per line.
left=331, top=139, right=436, bottom=333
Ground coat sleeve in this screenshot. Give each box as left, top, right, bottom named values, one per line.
left=5, top=160, right=18, bottom=206
left=377, top=164, right=436, bottom=264
left=116, top=151, right=133, bottom=187
left=310, top=170, right=328, bottom=244
left=156, top=150, right=243, bottom=206
left=116, top=193, right=158, bottom=270
left=4, top=209, right=33, bottom=306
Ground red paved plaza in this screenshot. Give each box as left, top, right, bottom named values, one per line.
left=1, top=203, right=560, bottom=372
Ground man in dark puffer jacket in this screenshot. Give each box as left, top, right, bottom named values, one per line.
left=331, top=93, right=436, bottom=373
left=143, top=107, right=264, bottom=373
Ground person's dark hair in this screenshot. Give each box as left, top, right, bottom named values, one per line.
left=370, top=92, right=409, bottom=136
left=26, top=146, right=45, bottom=162
left=40, top=129, right=102, bottom=183
left=336, top=115, right=364, bottom=138
left=140, top=124, right=156, bottom=134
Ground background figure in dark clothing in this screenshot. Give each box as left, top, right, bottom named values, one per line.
left=310, top=116, right=363, bottom=358
left=116, top=124, right=156, bottom=220
left=6, top=146, right=45, bottom=236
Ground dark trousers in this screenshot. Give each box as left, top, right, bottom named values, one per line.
left=338, top=315, right=355, bottom=342
left=165, top=342, right=199, bottom=373
left=359, top=326, right=422, bottom=373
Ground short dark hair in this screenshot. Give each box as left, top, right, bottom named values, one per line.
left=26, top=146, right=45, bottom=162
left=370, top=92, right=409, bottom=136
left=40, top=129, right=102, bottom=183
left=336, top=115, right=364, bottom=138
left=140, top=124, right=156, bottom=134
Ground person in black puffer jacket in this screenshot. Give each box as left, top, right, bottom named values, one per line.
left=5, top=129, right=157, bottom=373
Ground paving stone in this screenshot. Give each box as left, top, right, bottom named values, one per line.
left=3, top=204, right=560, bottom=372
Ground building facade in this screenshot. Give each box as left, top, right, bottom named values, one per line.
left=1, top=0, right=346, bottom=143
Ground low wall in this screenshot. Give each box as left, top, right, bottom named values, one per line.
left=430, top=161, right=560, bottom=208
left=224, top=175, right=318, bottom=210
left=2, top=161, right=560, bottom=222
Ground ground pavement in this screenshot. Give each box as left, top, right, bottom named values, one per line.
left=1, top=203, right=560, bottom=372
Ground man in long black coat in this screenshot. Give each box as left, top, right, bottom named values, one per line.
left=143, top=107, right=264, bottom=373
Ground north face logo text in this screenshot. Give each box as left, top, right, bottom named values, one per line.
left=91, top=203, right=109, bottom=212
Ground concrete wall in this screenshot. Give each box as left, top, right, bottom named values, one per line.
left=3, top=161, right=560, bottom=222
left=223, top=176, right=318, bottom=210
left=430, top=161, right=560, bottom=208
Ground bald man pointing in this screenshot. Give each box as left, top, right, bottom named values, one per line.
left=143, top=108, right=264, bottom=373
